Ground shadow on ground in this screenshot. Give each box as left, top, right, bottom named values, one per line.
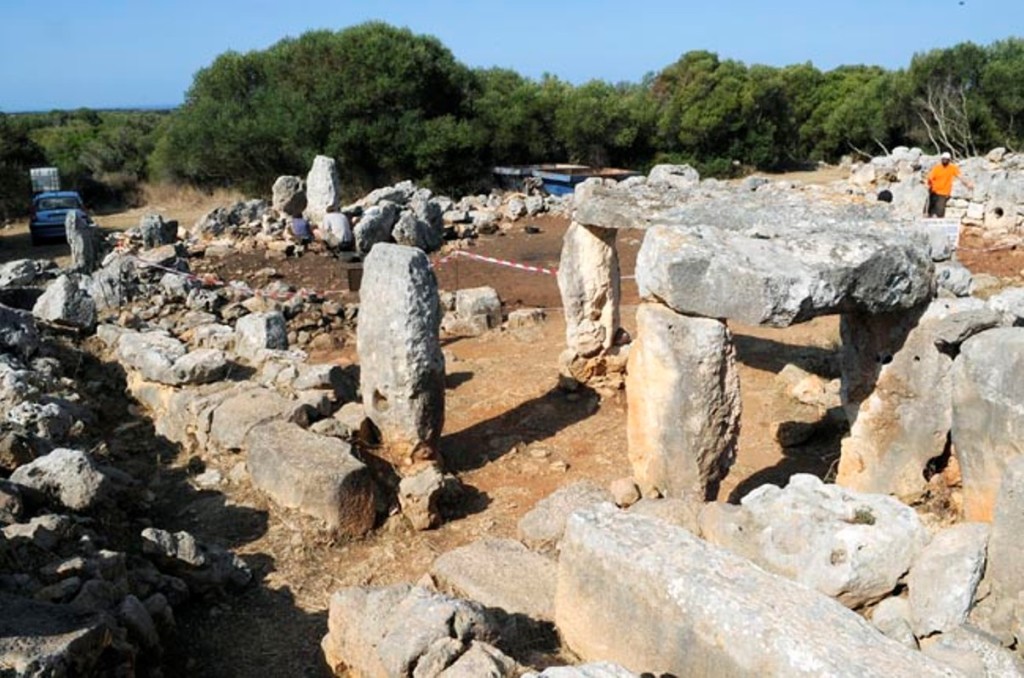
left=441, top=386, right=600, bottom=473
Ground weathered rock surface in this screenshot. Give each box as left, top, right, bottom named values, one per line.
left=837, top=301, right=957, bottom=501
left=245, top=421, right=376, bottom=535
left=635, top=200, right=934, bottom=326
left=321, top=584, right=502, bottom=678
left=115, top=330, right=188, bottom=383
left=557, top=223, right=620, bottom=358
left=984, top=457, right=1024, bottom=606
left=523, top=664, right=639, bottom=678
left=626, top=304, right=739, bottom=499
left=32, top=274, right=97, bottom=330
left=706, top=474, right=928, bottom=608
left=444, top=287, right=502, bottom=337
left=0, top=304, right=40, bottom=360
left=354, top=203, right=400, bottom=255
left=272, top=175, right=307, bottom=217
left=357, top=244, right=444, bottom=467
left=517, top=482, right=613, bottom=552
left=207, top=387, right=299, bottom=452
left=65, top=211, right=100, bottom=274
left=909, top=523, right=989, bottom=637
left=951, top=327, right=1024, bottom=520
left=139, top=213, right=178, bottom=248
left=555, top=504, right=956, bottom=677
left=392, top=211, right=442, bottom=253
left=0, top=259, right=48, bottom=288
left=10, top=449, right=113, bottom=512
left=234, top=311, right=288, bottom=362
left=872, top=597, right=919, bottom=650
left=431, top=538, right=556, bottom=620
left=921, top=625, right=1024, bottom=677
left=0, top=593, right=119, bottom=676
left=305, top=155, right=341, bottom=224
left=397, top=464, right=446, bottom=531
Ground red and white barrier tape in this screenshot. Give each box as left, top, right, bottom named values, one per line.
left=433, top=249, right=558, bottom=276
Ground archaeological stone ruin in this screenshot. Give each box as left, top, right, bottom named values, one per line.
left=5, top=148, right=1024, bottom=676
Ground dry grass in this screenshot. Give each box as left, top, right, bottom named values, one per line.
left=96, top=182, right=248, bottom=231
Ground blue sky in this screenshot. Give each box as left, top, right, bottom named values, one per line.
left=1, top=0, right=1020, bottom=111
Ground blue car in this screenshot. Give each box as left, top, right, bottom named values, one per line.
left=29, top=191, right=90, bottom=245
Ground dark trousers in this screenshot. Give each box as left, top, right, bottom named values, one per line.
left=927, top=192, right=949, bottom=218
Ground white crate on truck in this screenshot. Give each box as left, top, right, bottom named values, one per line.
left=30, top=167, right=60, bottom=193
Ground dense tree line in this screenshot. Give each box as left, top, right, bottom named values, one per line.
left=2, top=23, right=1023, bottom=214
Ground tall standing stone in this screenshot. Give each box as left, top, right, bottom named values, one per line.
left=951, top=327, right=1024, bottom=520
left=65, top=211, right=100, bottom=274
left=557, top=222, right=620, bottom=360
left=357, top=244, right=444, bottom=468
left=837, top=301, right=955, bottom=502
left=625, top=303, right=740, bottom=500
left=305, top=155, right=341, bottom=225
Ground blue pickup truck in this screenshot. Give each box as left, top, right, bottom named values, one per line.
left=29, top=190, right=90, bottom=245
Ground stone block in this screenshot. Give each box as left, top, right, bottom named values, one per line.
left=626, top=304, right=739, bottom=499
left=245, top=421, right=376, bottom=535
left=431, top=538, right=556, bottom=620
left=555, top=504, right=956, bottom=677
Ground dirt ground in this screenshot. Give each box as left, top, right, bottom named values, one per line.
left=4, top=179, right=1023, bottom=676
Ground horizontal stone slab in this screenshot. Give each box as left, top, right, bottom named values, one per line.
left=636, top=217, right=934, bottom=326
left=556, top=503, right=957, bottom=677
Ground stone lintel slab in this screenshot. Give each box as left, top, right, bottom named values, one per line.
left=636, top=222, right=934, bottom=327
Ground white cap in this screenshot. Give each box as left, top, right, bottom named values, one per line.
left=941, top=151, right=951, bottom=160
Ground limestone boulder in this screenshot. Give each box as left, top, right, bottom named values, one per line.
left=871, top=597, right=919, bottom=649
left=139, top=213, right=178, bottom=248
left=647, top=163, right=700, bottom=190
left=234, top=311, right=288, bottom=362
left=32, top=274, right=96, bottom=330
left=0, top=259, right=47, bottom=288
left=626, top=304, right=739, bottom=499
left=0, top=593, right=121, bottom=676
left=245, top=421, right=376, bottom=535
left=0, top=303, right=40, bottom=360
left=115, top=330, right=188, bottom=383
left=392, top=211, right=443, bottom=253
left=517, top=481, right=612, bottom=553
left=207, top=386, right=302, bottom=452
left=707, top=474, right=928, bottom=608
left=555, top=504, right=956, bottom=677
left=431, top=538, right=556, bottom=620
left=321, top=584, right=502, bottom=678
left=355, top=203, right=400, bottom=255
left=357, top=244, right=445, bottom=467
left=10, top=448, right=113, bottom=512
left=272, top=175, right=307, bottom=217
left=951, top=327, right=1024, bottom=520
left=442, top=287, right=502, bottom=337
left=908, top=523, right=989, bottom=637
left=169, top=348, right=229, bottom=385
left=921, top=626, right=1024, bottom=677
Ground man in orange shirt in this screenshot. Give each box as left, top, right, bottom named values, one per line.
left=925, top=152, right=974, bottom=217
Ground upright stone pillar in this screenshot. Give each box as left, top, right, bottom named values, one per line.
left=951, top=327, right=1024, bottom=521
left=836, top=303, right=949, bottom=502
left=626, top=302, right=740, bottom=500
left=357, top=244, right=445, bottom=469
left=556, top=221, right=621, bottom=387
left=305, top=155, right=341, bottom=225
left=65, top=211, right=100, bottom=274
